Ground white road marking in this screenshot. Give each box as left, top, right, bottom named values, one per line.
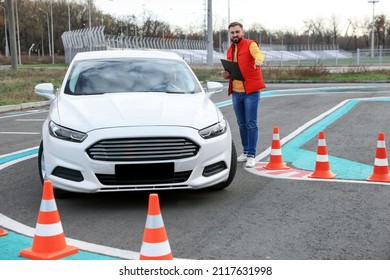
left=0, top=132, right=40, bottom=135
left=14, top=119, right=46, bottom=122
left=0, top=213, right=141, bottom=260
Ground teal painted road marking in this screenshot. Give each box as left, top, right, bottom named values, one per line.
left=216, top=86, right=387, bottom=180
left=215, top=85, right=378, bottom=107
left=273, top=97, right=390, bottom=179
left=1, top=86, right=387, bottom=260
left=0, top=231, right=120, bottom=260
left=0, top=148, right=38, bottom=164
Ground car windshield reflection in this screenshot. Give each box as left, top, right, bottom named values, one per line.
left=64, top=58, right=201, bottom=95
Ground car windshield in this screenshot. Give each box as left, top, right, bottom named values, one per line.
left=64, top=58, right=202, bottom=95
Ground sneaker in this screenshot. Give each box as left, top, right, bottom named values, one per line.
left=245, top=157, right=256, bottom=168
left=237, top=153, right=248, bottom=162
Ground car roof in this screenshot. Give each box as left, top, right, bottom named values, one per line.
left=72, top=49, right=183, bottom=61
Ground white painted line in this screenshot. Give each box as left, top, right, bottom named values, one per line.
left=0, top=213, right=140, bottom=260
left=0, top=146, right=39, bottom=158
left=14, top=119, right=46, bottom=122
left=1, top=94, right=389, bottom=260
left=0, top=132, right=40, bottom=135
left=0, top=155, right=37, bottom=170
left=0, top=147, right=188, bottom=260
left=254, top=99, right=352, bottom=163
left=0, top=109, right=48, bottom=119
left=276, top=171, right=307, bottom=178
left=259, top=173, right=390, bottom=186
left=249, top=162, right=390, bottom=185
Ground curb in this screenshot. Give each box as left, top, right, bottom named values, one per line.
left=0, top=101, right=51, bottom=113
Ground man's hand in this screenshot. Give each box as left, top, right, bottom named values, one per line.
left=221, top=70, right=231, bottom=79
left=254, top=61, right=264, bottom=68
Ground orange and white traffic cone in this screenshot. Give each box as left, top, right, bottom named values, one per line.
left=264, top=126, right=289, bottom=170
left=367, top=132, right=390, bottom=182
left=309, top=131, right=336, bottom=179
left=0, top=227, right=8, bottom=236
left=20, top=180, right=78, bottom=260
left=139, top=193, right=173, bottom=260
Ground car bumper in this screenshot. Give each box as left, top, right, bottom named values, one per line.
left=42, top=124, right=233, bottom=193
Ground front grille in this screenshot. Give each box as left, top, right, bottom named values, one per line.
left=87, top=137, right=200, bottom=161
left=96, top=170, right=192, bottom=185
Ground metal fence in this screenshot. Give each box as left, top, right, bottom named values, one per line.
left=61, top=26, right=107, bottom=63
left=62, top=27, right=390, bottom=68
left=263, top=48, right=390, bottom=68
left=353, top=47, right=390, bottom=67
left=62, top=26, right=208, bottom=64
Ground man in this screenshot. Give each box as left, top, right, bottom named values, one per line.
left=221, top=22, right=266, bottom=168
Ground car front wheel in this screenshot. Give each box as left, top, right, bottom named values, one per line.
left=38, top=141, right=45, bottom=183
left=38, top=141, right=71, bottom=198
left=210, top=141, right=237, bottom=190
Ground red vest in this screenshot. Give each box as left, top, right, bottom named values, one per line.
left=226, top=38, right=266, bottom=95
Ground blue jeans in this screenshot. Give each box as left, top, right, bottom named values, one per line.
left=232, top=91, right=260, bottom=158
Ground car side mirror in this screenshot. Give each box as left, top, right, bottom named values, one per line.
left=34, top=83, right=56, bottom=101
left=206, top=81, right=224, bottom=98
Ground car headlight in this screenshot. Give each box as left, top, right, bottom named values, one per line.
left=199, top=118, right=227, bottom=139
left=49, top=121, right=88, bottom=142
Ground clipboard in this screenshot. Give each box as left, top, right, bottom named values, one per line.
left=220, top=59, right=244, bottom=81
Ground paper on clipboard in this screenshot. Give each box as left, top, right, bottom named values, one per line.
left=220, top=59, right=244, bottom=81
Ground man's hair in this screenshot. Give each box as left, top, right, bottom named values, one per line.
left=228, top=22, right=243, bottom=29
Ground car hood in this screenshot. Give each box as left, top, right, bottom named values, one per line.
left=53, top=92, right=220, bottom=132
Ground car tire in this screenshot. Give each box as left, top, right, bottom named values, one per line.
left=38, top=141, right=45, bottom=183
left=210, top=141, right=237, bottom=190
left=38, top=141, right=71, bottom=199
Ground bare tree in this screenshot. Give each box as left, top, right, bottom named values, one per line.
left=327, top=15, right=340, bottom=48
left=375, top=14, right=387, bottom=48
left=3, top=0, right=390, bottom=58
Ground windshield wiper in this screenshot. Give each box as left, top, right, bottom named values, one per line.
left=72, top=92, right=107, bottom=95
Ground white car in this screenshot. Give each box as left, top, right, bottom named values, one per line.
left=35, top=50, right=236, bottom=196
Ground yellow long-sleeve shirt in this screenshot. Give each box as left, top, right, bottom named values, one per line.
left=232, top=42, right=264, bottom=93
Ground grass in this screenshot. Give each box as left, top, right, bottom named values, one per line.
left=0, top=67, right=67, bottom=106
left=326, top=73, right=390, bottom=81
left=193, top=64, right=390, bottom=82
left=1, top=61, right=390, bottom=106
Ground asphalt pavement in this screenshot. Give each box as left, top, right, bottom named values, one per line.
left=1, top=83, right=390, bottom=260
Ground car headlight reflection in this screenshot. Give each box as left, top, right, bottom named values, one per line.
left=49, top=121, right=88, bottom=142
left=199, top=118, right=227, bottom=139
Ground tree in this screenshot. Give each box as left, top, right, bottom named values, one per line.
left=2, top=0, right=390, bottom=59
left=327, top=15, right=340, bottom=48
left=374, top=14, right=387, bottom=48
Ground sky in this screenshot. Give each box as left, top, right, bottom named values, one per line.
left=94, top=0, right=390, bottom=34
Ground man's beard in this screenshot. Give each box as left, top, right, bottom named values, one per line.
left=231, top=36, right=242, bottom=44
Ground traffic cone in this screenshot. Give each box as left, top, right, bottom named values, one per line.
left=367, top=132, right=390, bottom=182
left=0, top=227, right=8, bottom=236
left=139, top=193, right=173, bottom=260
left=20, top=180, right=78, bottom=260
left=309, top=131, right=336, bottom=179
left=264, top=126, right=289, bottom=170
